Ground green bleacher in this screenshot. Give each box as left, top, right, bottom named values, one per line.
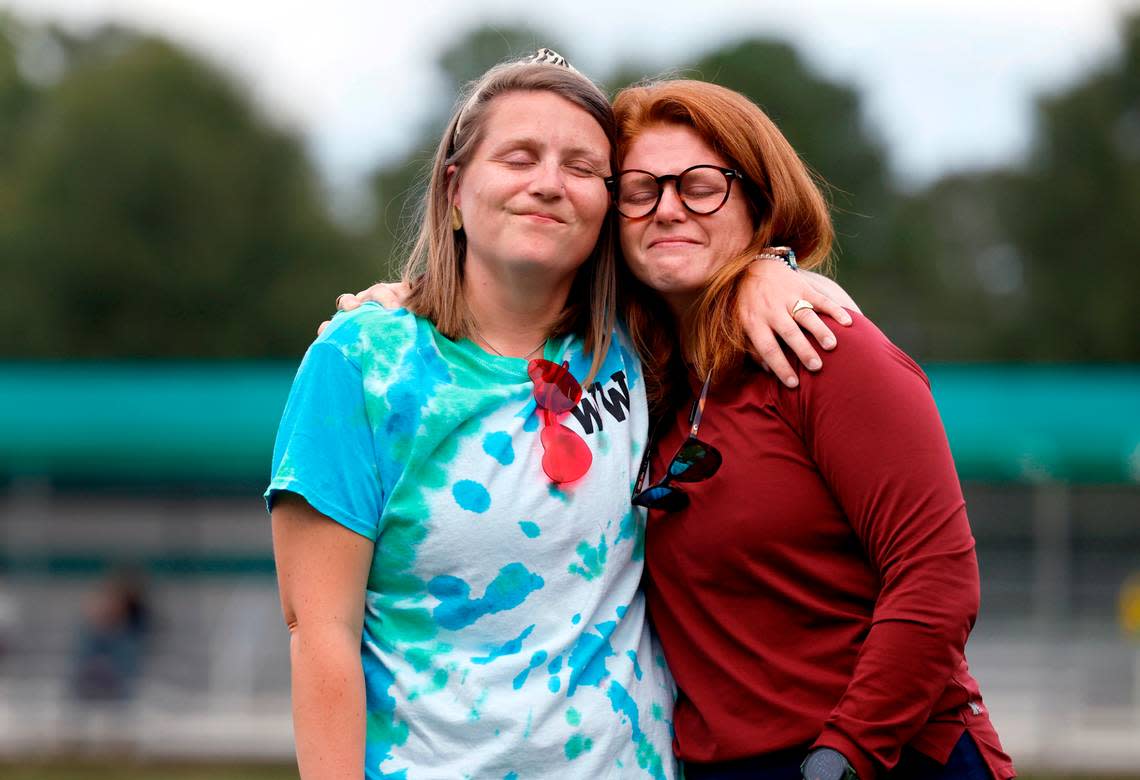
left=2, top=362, right=1137, bottom=485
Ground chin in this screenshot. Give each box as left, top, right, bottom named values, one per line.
left=508, top=253, right=583, bottom=278
left=631, top=262, right=695, bottom=289
left=640, top=275, right=693, bottom=297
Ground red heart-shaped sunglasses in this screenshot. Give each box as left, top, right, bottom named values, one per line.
left=526, top=359, right=592, bottom=484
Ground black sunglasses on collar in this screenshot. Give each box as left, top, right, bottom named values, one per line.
left=632, top=373, right=722, bottom=512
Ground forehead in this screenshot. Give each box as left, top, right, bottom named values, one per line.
left=478, top=90, right=610, bottom=155
left=621, top=124, right=729, bottom=173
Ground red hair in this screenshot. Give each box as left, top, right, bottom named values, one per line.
left=612, top=79, right=834, bottom=412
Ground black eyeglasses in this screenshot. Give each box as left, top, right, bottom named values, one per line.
left=606, top=165, right=744, bottom=219
left=632, top=373, right=722, bottom=512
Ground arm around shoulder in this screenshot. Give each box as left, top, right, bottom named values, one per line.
left=273, top=491, right=374, bottom=780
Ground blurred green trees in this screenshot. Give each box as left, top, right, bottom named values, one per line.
left=0, top=15, right=369, bottom=358
left=885, top=14, right=1140, bottom=361
left=1, top=11, right=1137, bottom=361
left=1009, top=13, right=1140, bottom=360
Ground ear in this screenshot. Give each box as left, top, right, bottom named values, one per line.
left=446, top=164, right=461, bottom=208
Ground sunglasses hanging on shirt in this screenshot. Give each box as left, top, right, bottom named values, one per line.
left=632, top=372, right=721, bottom=511
left=527, top=359, right=592, bottom=484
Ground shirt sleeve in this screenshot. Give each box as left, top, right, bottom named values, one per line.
left=794, top=314, right=980, bottom=780
left=265, top=339, right=385, bottom=541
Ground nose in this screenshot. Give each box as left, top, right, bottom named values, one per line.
left=654, top=180, right=686, bottom=222
left=530, top=160, right=566, bottom=199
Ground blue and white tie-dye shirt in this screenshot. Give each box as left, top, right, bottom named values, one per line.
left=266, top=303, right=677, bottom=780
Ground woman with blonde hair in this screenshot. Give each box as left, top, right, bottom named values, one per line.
left=269, top=54, right=677, bottom=780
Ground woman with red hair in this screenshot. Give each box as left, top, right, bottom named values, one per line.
left=615, top=79, right=1015, bottom=780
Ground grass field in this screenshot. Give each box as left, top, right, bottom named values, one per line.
left=1, top=765, right=1139, bottom=780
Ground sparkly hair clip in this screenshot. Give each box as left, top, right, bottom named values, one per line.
left=526, top=47, right=576, bottom=71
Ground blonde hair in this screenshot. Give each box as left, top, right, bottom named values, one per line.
left=612, top=79, right=834, bottom=411
left=401, top=57, right=618, bottom=383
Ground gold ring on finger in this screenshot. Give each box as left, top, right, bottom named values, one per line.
left=790, top=299, right=815, bottom=318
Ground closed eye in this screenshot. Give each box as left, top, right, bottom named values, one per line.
left=563, top=156, right=606, bottom=174
left=496, top=149, right=538, bottom=167
left=622, top=190, right=658, bottom=204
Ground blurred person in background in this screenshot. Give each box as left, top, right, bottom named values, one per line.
left=613, top=79, right=1015, bottom=780
left=268, top=51, right=854, bottom=780
left=70, top=567, right=151, bottom=705
left=67, top=566, right=152, bottom=752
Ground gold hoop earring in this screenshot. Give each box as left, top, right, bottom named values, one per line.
left=451, top=205, right=463, bottom=232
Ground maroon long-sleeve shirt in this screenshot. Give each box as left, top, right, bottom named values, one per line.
left=642, top=313, right=1014, bottom=780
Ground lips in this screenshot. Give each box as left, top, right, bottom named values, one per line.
left=516, top=211, right=564, bottom=224
left=648, top=236, right=701, bottom=248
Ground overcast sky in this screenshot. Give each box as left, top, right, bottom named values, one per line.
left=5, top=0, right=1138, bottom=191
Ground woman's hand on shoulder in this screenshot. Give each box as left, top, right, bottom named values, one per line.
left=317, top=281, right=412, bottom=336
left=738, top=257, right=857, bottom=388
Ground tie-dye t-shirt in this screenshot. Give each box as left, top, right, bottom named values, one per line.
left=266, top=303, right=677, bottom=780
